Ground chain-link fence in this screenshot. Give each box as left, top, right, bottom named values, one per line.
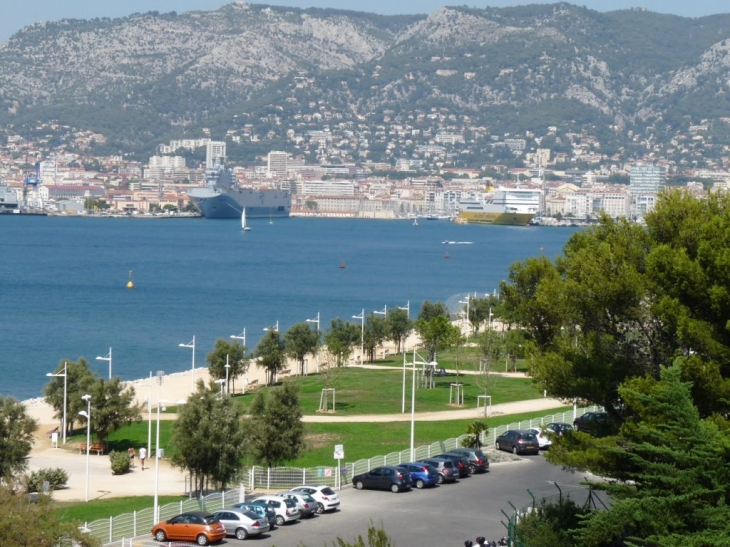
left=95, top=406, right=599, bottom=546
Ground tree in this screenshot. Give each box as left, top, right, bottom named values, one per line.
left=246, top=382, right=305, bottom=467
left=84, top=377, right=141, bottom=445
left=255, top=329, right=286, bottom=386
left=284, top=322, right=320, bottom=376
left=415, top=315, right=461, bottom=362
left=463, top=421, right=489, bottom=449
left=207, top=339, right=248, bottom=393
left=0, top=486, right=100, bottom=547
left=0, top=397, right=37, bottom=483
left=324, top=319, right=360, bottom=367
left=44, top=358, right=96, bottom=438
left=476, top=329, right=504, bottom=394
left=386, top=308, right=411, bottom=354
left=171, top=380, right=247, bottom=496
left=363, top=315, right=389, bottom=363
left=418, top=300, right=449, bottom=322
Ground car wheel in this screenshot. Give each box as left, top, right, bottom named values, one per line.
left=355, top=480, right=364, bottom=490
left=416, top=479, right=425, bottom=489
left=154, top=530, right=167, bottom=542
left=196, top=534, right=209, bottom=546
left=437, top=474, right=444, bottom=484
left=275, top=515, right=285, bottom=526
left=390, top=483, right=400, bottom=493
left=512, top=445, right=518, bottom=455
left=496, top=441, right=501, bottom=451
left=469, top=464, right=477, bottom=474
left=316, top=502, right=324, bottom=514
left=235, top=528, right=248, bottom=540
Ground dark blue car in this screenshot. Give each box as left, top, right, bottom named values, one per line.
left=397, top=462, right=440, bottom=489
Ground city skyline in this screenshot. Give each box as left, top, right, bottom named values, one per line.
left=3, top=0, right=729, bottom=43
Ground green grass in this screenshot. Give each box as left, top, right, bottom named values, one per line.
left=52, top=495, right=187, bottom=523
left=367, top=348, right=530, bottom=373
left=66, top=416, right=177, bottom=457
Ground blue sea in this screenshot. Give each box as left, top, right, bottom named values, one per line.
left=0, top=215, right=578, bottom=401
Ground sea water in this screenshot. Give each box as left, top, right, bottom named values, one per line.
left=0, top=215, right=578, bottom=400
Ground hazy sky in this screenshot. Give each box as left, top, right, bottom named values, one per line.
left=3, top=1, right=729, bottom=43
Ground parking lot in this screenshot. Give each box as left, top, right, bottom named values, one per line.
left=202, top=455, right=601, bottom=547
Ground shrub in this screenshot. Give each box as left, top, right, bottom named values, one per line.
left=109, top=451, right=130, bottom=475
left=25, top=468, right=69, bottom=493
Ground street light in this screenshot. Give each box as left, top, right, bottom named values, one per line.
left=95, top=347, right=113, bottom=379
left=46, top=361, right=68, bottom=444
left=459, top=297, right=470, bottom=341
left=263, top=321, right=279, bottom=333
left=397, top=301, right=410, bottom=320
left=306, top=312, right=321, bottom=375
left=179, top=336, right=196, bottom=391
left=78, top=394, right=91, bottom=502
left=214, top=379, right=225, bottom=399
left=488, top=307, right=494, bottom=331
left=374, top=305, right=387, bottom=317
left=306, top=312, right=320, bottom=331
left=224, top=355, right=230, bottom=396
left=230, top=327, right=246, bottom=348
left=352, top=309, right=364, bottom=363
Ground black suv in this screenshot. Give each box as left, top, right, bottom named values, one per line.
left=573, top=412, right=616, bottom=437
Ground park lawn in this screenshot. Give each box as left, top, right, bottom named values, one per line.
left=232, top=367, right=542, bottom=416
left=364, top=348, right=529, bottom=374
left=53, top=495, right=187, bottom=523
left=280, top=406, right=572, bottom=467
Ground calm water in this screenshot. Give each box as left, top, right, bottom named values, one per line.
left=0, top=215, right=577, bottom=400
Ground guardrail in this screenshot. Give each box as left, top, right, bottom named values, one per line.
left=95, top=405, right=599, bottom=546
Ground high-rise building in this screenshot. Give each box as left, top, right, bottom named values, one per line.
left=630, top=165, right=665, bottom=194
left=267, top=151, right=288, bottom=177
left=206, top=141, right=226, bottom=169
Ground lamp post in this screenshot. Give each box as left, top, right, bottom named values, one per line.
left=306, top=312, right=320, bottom=375
left=263, top=321, right=279, bottom=333
left=95, top=347, right=113, bottom=379
left=230, top=327, right=246, bottom=348
left=79, top=394, right=91, bottom=502
left=397, top=301, right=410, bottom=320
left=488, top=307, right=494, bottom=332
left=224, top=355, right=230, bottom=396
left=374, top=305, right=387, bottom=318
left=153, top=371, right=164, bottom=524
left=179, top=336, right=196, bottom=391
left=147, top=372, right=153, bottom=469
left=46, top=361, right=68, bottom=444
left=214, top=379, right=225, bottom=399
left=459, top=297, right=470, bottom=341
left=352, top=309, right=364, bottom=363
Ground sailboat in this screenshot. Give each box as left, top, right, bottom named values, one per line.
left=241, top=208, right=252, bottom=231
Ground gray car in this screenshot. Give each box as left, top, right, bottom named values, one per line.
left=276, top=491, right=317, bottom=518
left=448, top=447, right=490, bottom=473
left=416, top=457, right=458, bottom=483
left=213, top=508, right=270, bottom=540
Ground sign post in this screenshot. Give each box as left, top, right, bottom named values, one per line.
left=334, top=444, right=345, bottom=489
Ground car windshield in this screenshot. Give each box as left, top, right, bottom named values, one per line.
left=522, top=432, right=537, bottom=441
left=321, top=487, right=336, bottom=495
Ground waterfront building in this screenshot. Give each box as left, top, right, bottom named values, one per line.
left=267, top=151, right=288, bottom=177
left=206, top=141, right=226, bottom=169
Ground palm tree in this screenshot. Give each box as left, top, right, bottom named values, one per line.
left=464, top=420, right=489, bottom=448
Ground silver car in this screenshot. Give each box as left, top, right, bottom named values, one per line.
left=253, top=495, right=301, bottom=525
left=276, top=491, right=317, bottom=518
left=213, top=508, right=270, bottom=540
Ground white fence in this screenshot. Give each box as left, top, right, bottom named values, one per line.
left=96, top=406, right=598, bottom=546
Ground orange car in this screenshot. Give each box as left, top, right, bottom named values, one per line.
left=151, top=511, right=226, bottom=545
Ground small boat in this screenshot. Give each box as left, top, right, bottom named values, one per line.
left=339, top=262, right=346, bottom=269
left=413, top=218, right=419, bottom=226
left=241, top=208, right=251, bottom=231
left=444, top=253, right=450, bottom=259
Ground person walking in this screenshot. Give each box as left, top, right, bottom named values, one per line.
left=128, top=447, right=136, bottom=468
left=139, top=446, right=147, bottom=470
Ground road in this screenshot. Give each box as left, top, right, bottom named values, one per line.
left=208, top=455, right=604, bottom=547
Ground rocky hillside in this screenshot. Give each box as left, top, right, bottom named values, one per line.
left=2, top=2, right=730, bottom=149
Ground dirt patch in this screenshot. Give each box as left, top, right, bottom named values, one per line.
left=305, top=432, right=340, bottom=450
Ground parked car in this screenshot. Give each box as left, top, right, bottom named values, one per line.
left=416, top=457, right=458, bottom=484
left=573, top=412, right=616, bottom=437
left=396, top=462, right=439, bottom=489
left=436, top=453, right=471, bottom=478
left=353, top=465, right=412, bottom=492
left=252, top=495, right=301, bottom=526
left=276, top=491, right=317, bottom=518
left=526, top=428, right=551, bottom=449
left=446, top=447, right=490, bottom=473
left=495, top=430, right=540, bottom=455
left=289, top=485, right=340, bottom=513
left=545, top=422, right=573, bottom=437
left=151, top=511, right=226, bottom=545
left=230, top=501, right=277, bottom=530
left=213, top=508, right=270, bottom=540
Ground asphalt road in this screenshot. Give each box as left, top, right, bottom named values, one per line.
left=217, top=455, right=605, bottom=547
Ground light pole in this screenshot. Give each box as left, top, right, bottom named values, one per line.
left=306, top=312, right=320, bottom=375
left=79, top=394, right=91, bottom=502
left=397, top=301, right=410, bottom=320
left=352, top=309, right=364, bottom=363
left=46, top=361, right=68, bottom=444
left=264, top=321, right=279, bottom=333
left=95, top=347, right=113, bottom=379
left=459, top=297, right=470, bottom=341
left=374, top=305, right=387, bottom=318
left=214, top=379, right=225, bottom=399
left=153, top=371, right=164, bottom=524
left=224, top=355, right=230, bottom=396
left=488, top=307, right=494, bottom=331
left=179, top=336, right=196, bottom=391
left=230, top=327, right=246, bottom=348
left=147, top=372, right=153, bottom=468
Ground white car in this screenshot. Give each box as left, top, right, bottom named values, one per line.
left=252, top=495, right=301, bottom=526
left=289, top=485, right=340, bottom=514
left=276, top=491, right=317, bottom=518
left=526, top=427, right=551, bottom=449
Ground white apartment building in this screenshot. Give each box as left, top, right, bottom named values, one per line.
left=302, top=180, right=355, bottom=196
left=149, top=156, right=186, bottom=169
left=267, top=151, right=288, bottom=177
left=206, top=141, right=226, bottom=169
left=630, top=165, right=665, bottom=194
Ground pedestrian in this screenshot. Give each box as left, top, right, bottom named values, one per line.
left=128, top=447, right=136, bottom=468
left=139, top=446, right=147, bottom=470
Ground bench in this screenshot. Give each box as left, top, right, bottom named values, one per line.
left=79, top=443, right=107, bottom=455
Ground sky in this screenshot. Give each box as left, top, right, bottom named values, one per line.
left=3, top=1, right=730, bottom=43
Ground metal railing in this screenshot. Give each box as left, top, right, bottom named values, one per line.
left=96, top=405, right=598, bottom=546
